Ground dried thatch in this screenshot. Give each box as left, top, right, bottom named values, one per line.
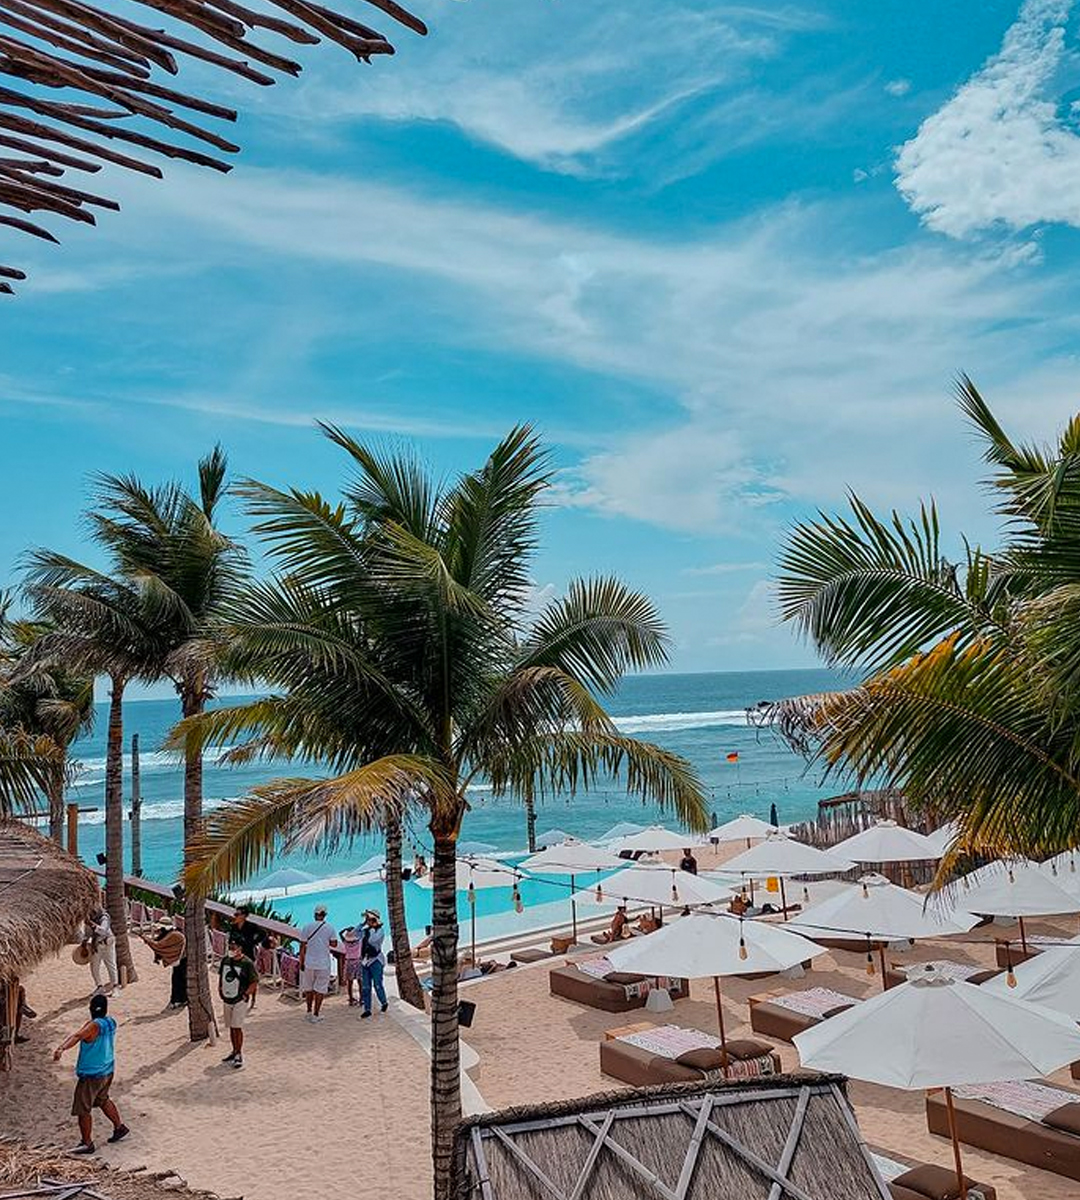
left=0, top=0, right=427, bottom=293
left=454, top=1074, right=891, bottom=1200
left=0, top=1138, right=227, bottom=1200
left=0, top=818, right=99, bottom=982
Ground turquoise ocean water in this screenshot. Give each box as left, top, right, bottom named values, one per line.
left=64, top=668, right=850, bottom=938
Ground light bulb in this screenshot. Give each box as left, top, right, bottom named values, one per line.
left=802, top=886, right=810, bottom=903
left=467, top=882, right=476, bottom=907
left=865, top=936, right=875, bottom=976
left=671, top=882, right=679, bottom=903
left=739, top=938, right=748, bottom=961
left=861, top=882, right=869, bottom=899
left=512, top=884, right=523, bottom=915
left=594, top=883, right=603, bottom=903
left=1008, top=868, right=1015, bottom=884
left=1007, top=968, right=1017, bottom=988
left=1052, top=863, right=1059, bottom=877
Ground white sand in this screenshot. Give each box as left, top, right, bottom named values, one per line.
left=6, top=908, right=1080, bottom=1200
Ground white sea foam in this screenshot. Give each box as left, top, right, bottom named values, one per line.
left=613, top=709, right=749, bottom=733
left=71, top=745, right=244, bottom=780
left=66, top=794, right=242, bottom=826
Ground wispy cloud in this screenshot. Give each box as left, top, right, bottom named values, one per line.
left=683, top=561, right=769, bottom=575
left=895, top=0, right=1080, bottom=237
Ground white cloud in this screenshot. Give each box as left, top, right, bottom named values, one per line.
left=683, top=561, right=769, bottom=575
left=895, top=0, right=1080, bottom=237
left=884, top=78, right=911, bottom=97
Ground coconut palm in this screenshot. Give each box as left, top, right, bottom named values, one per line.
left=771, top=377, right=1080, bottom=860
left=26, top=450, right=246, bottom=1023
left=178, top=425, right=709, bottom=1199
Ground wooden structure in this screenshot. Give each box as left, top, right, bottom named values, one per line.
left=453, top=1075, right=892, bottom=1200
left=0, top=819, right=99, bottom=1069
left=0, top=0, right=427, bottom=292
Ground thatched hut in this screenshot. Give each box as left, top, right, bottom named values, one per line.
left=454, top=1074, right=891, bottom=1200
left=0, top=819, right=100, bottom=1069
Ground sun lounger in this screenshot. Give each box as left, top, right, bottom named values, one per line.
left=278, top=951, right=302, bottom=1000
left=510, top=947, right=552, bottom=965
left=926, top=1079, right=1080, bottom=1182
left=254, top=945, right=280, bottom=986
left=883, top=960, right=1001, bottom=990
left=748, top=986, right=860, bottom=1043
left=872, top=1152, right=996, bottom=1200
left=209, top=927, right=228, bottom=965
left=549, top=959, right=688, bottom=1013
left=599, top=1023, right=781, bottom=1087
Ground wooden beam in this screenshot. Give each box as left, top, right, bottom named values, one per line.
left=567, top=1110, right=615, bottom=1200
left=766, top=1086, right=810, bottom=1200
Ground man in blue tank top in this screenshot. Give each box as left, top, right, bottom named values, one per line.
left=53, top=994, right=129, bottom=1154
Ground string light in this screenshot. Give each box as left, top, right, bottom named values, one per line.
left=671, top=873, right=680, bottom=904
left=467, top=881, right=476, bottom=908
left=512, top=881, right=524, bottom=915
left=595, top=882, right=604, bottom=903
left=1007, top=867, right=1015, bottom=884
left=738, top=920, right=748, bottom=961
left=1005, top=945, right=1016, bottom=988
left=861, top=881, right=869, bottom=899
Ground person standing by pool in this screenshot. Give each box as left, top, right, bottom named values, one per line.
left=218, top=935, right=257, bottom=1069
left=359, top=908, right=388, bottom=1019
left=340, top=926, right=362, bottom=1006
left=299, top=904, right=337, bottom=1023
left=53, top=994, right=129, bottom=1154
left=679, top=848, right=699, bottom=875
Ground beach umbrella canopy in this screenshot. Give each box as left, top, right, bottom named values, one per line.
left=1039, top=851, right=1080, bottom=899
left=983, top=934, right=1080, bottom=1016
left=794, top=965, right=1080, bottom=1199
left=609, top=825, right=704, bottom=854
left=608, top=911, right=824, bottom=1069
left=520, top=839, right=624, bottom=874
left=924, top=821, right=961, bottom=858
left=788, top=874, right=978, bottom=976
left=947, top=859, right=1080, bottom=919
left=456, top=840, right=499, bottom=857
left=534, top=828, right=575, bottom=847
left=598, top=821, right=645, bottom=843
left=581, top=863, right=734, bottom=909
left=415, top=857, right=511, bottom=891
left=707, top=814, right=777, bottom=843
left=724, top=831, right=854, bottom=878
left=258, top=867, right=316, bottom=891
left=832, top=820, right=942, bottom=864
left=355, top=854, right=386, bottom=876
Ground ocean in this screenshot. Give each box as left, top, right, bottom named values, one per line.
left=65, top=667, right=851, bottom=937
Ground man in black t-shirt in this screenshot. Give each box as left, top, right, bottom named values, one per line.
left=218, top=937, right=258, bottom=1070
left=230, top=908, right=268, bottom=963
left=679, top=849, right=699, bottom=875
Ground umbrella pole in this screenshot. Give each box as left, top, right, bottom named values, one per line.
left=944, top=1088, right=968, bottom=1200
left=1018, top=915, right=1028, bottom=955
left=471, top=903, right=477, bottom=966
left=879, top=945, right=889, bottom=990
left=571, top=874, right=578, bottom=944
left=712, top=976, right=730, bottom=1079
left=779, top=877, right=789, bottom=921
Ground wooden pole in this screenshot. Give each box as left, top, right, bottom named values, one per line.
left=129, top=732, right=142, bottom=878
left=712, top=975, right=730, bottom=1079
left=779, top=877, right=789, bottom=921
left=879, top=945, right=888, bottom=989
left=570, top=873, right=578, bottom=944
left=944, top=1087, right=969, bottom=1200
left=66, top=801, right=79, bottom=858
left=1018, top=915, right=1028, bottom=955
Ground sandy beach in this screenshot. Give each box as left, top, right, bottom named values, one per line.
left=5, top=908, right=1080, bottom=1200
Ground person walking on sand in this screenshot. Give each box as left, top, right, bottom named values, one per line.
left=84, top=906, right=118, bottom=995
left=299, top=904, right=337, bottom=1023
left=218, top=935, right=257, bottom=1069
left=340, top=927, right=362, bottom=1006
left=359, top=908, right=388, bottom=1018
left=53, top=994, right=129, bottom=1154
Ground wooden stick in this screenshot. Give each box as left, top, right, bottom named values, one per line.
left=0, top=162, right=118, bottom=208
left=0, top=0, right=152, bottom=75
left=712, top=975, right=729, bottom=1079
left=0, top=112, right=163, bottom=176
left=0, top=263, right=27, bottom=277
left=78, top=66, right=237, bottom=120
left=24, top=0, right=178, bottom=72
left=944, top=1088, right=968, bottom=1200
left=0, top=129, right=102, bottom=171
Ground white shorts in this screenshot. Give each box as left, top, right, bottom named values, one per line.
left=223, top=1001, right=247, bottom=1029
left=301, top=967, right=331, bottom=995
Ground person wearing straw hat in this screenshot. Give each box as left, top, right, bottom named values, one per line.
left=339, top=926, right=363, bottom=1006
left=359, top=909, right=388, bottom=1018
left=139, top=918, right=187, bottom=1010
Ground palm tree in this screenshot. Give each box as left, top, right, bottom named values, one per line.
left=0, top=612, right=95, bottom=845
left=25, top=450, right=246, bottom=1018
left=178, top=425, right=709, bottom=1199
left=771, top=376, right=1080, bottom=860
left=22, top=562, right=163, bottom=984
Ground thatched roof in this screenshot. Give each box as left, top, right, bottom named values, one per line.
left=454, top=1075, right=891, bottom=1200
left=0, top=819, right=99, bottom=982
left=0, top=1138, right=226, bottom=1200
left=0, top=0, right=427, bottom=293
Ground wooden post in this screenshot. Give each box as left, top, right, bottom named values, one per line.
left=129, top=733, right=142, bottom=878
left=712, top=975, right=730, bottom=1078
left=879, top=945, right=889, bottom=989
left=779, top=877, right=789, bottom=921
left=944, top=1088, right=969, bottom=1200
left=1018, top=915, right=1028, bottom=955
left=66, top=802, right=79, bottom=859
left=570, top=873, right=578, bottom=944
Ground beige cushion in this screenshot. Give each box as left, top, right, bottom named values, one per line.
left=603, top=971, right=645, bottom=986
left=674, top=1047, right=724, bottom=1072
left=893, top=1164, right=978, bottom=1200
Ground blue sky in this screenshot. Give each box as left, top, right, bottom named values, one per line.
left=4, top=0, right=1080, bottom=676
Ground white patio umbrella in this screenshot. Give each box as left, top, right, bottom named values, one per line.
left=795, top=965, right=1080, bottom=1198
left=832, top=820, right=942, bottom=864
left=354, top=854, right=386, bottom=877
left=534, top=828, right=574, bottom=847
left=416, top=857, right=517, bottom=963
left=707, top=813, right=777, bottom=848
left=1040, top=850, right=1080, bottom=899
left=982, top=933, right=1080, bottom=1015
left=723, top=832, right=854, bottom=919
left=258, top=867, right=317, bottom=893
left=581, top=863, right=734, bottom=910
left=945, top=859, right=1080, bottom=952
left=598, top=821, right=645, bottom=843
left=607, top=911, right=824, bottom=1072
left=788, top=873, right=979, bottom=983
left=924, top=820, right=961, bottom=858
left=456, top=839, right=499, bottom=856
left=608, top=825, right=704, bottom=855
left=520, top=839, right=625, bottom=942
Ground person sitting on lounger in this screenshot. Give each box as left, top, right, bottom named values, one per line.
left=593, top=905, right=630, bottom=944
left=635, top=914, right=661, bottom=934
left=729, top=892, right=750, bottom=916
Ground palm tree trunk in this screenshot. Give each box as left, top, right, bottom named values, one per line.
left=384, top=816, right=425, bottom=1011
left=430, top=826, right=462, bottom=1200
left=105, top=677, right=137, bottom=983
left=182, top=684, right=213, bottom=1041
left=47, top=758, right=65, bottom=847
left=525, top=794, right=537, bottom=853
